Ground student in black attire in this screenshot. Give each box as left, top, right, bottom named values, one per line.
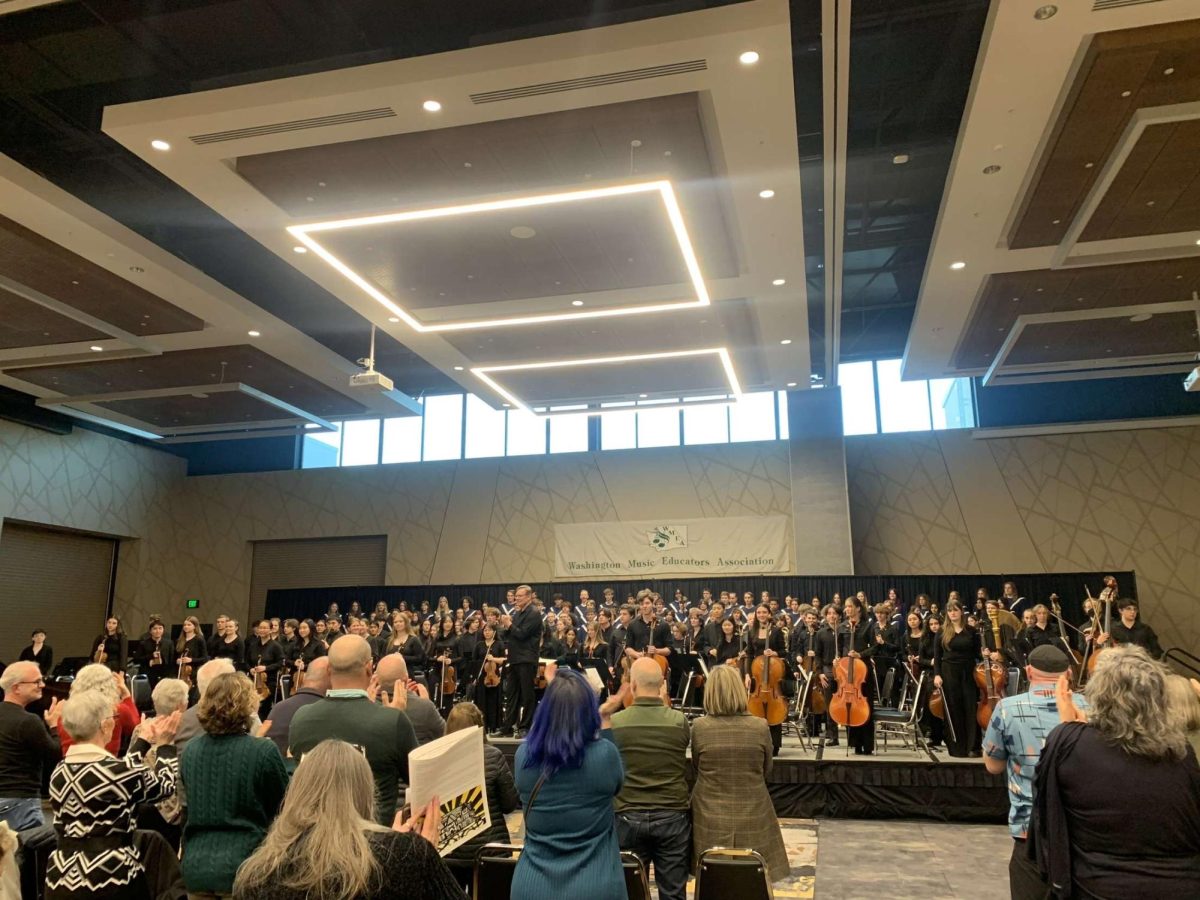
left=246, top=618, right=284, bottom=717
left=933, top=601, right=981, bottom=758
left=431, top=615, right=460, bottom=712
left=383, top=614, right=425, bottom=679
left=137, top=618, right=175, bottom=690
left=815, top=605, right=843, bottom=746
left=18, top=628, right=53, bottom=676
left=1099, top=597, right=1164, bottom=658
left=744, top=604, right=788, bottom=754
left=791, top=610, right=823, bottom=737
left=700, top=601, right=728, bottom=651
left=214, top=618, right=246, bottom=670
left=623, top=594, right=672, bottom=667
left=473, top=623, right=507, bottom=733
left=869, top=602, right=901, bottom=707
left=839, top=595, right=876, bottom=755
left=980, top=598, right=1022, bottom=669
left=906, top=611, right=944, bottom=748
left=1027, top=605, right=1060, bottom=649
left=90, top=616, right=127, bottom=671
left=498, top=585, right=541, bottom=737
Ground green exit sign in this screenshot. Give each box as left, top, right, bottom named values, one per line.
left=186, top=599, right=200, bottom=609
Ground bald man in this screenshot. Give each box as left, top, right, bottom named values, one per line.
left=605, top=657, right=691, bottom=900
left=0, top=661, right=62, bottom=830
left=262, top=656, right=331, bottom=756
left=375, top=654, right=444, bottom=745
left=288, top=635, right=416, bottom=823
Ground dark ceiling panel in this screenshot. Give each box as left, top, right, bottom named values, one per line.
left=1007, top=311, right=1195, bottom=367
left=954, top=257, right=1200, bottom=370
left=0, top=287, right=107, bottom=349
left=0, top=213, right=205, bottom=338
left=1009, top=20, right=1200, bottom=250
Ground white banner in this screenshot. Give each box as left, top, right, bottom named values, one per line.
left=554, top=515, right=791, bottom=578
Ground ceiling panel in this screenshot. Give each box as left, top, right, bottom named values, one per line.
left=10, top=345, right=367, bottom=422
left=1009, top=20, right=1200, bottom=250
left=0, top=213, right=206, bottom=338
left=489, top=352, right=730, bottom=407
left=0, top=288, right=107, bottom=349
left=1007, top=311, right=1195, bottom=367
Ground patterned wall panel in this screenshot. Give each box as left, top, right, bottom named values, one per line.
left=846, top=433, right=981, bottom=575
left=683, top=442, right=793, bottom=518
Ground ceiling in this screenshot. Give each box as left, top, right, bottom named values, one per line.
left=0, top=0, right=1191, bottom=445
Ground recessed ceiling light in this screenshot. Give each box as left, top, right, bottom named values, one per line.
left=950, top=261, right=966, bottom=270
left=454, top=366, right=464, bottom=371
left=1084, top=162, right=1094, bottom=169
left=1130, top=314, right=1152, bottom=323
left=502, top=403, right=511, bottom=407
left=639, top=393, right=648, bottom=398
left=739, top=50, right=760, bottom=65
left=422, top=100, right=442, bottom=112
left=510, top=225, right=537, bottom=239
left=1164, top=67, right=1175, bottom=76
left=758, top=189, right=775, bottom=199
left=772, top=278, right=786, bottom=286
left=1033, top=5, right=1057, bottom=21
left=571, top=300, right=584, bottom=306
left=892, top=154, right=910, bottom=165
left=780, top=339, right=792, bottom=345
left=293, top=245, right=308, bottom=254
left=150, top=139, right=170, bottom=151
left=1121, top=90, right=1132, bottom=98
left=247, top=330, right=261, bottom=337
left=89, top=345, right=103, bottom=352
left=387, top=317, right=400, bottom=323
left=983, top=165, right=1001, bottom=175
left=786, top=382, right=797, bottom=388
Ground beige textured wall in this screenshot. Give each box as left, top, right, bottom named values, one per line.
left=845, top=426, right=1200, bottom=652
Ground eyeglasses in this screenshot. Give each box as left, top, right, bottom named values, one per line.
left=18, top=678, right=46, bottom=686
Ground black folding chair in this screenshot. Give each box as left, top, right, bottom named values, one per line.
left=695, top=847, right=773, bottom=900
left=473, top=842, right=521, bottom=900
left=621, top=850, right=651, bottom=900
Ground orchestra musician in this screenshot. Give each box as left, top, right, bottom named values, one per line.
left=1027, top=605, right=1060, bottom=649
left=473, top=622, right=507, bottom=734
left=744, top=603, right=788, bottom=754
left=791, top=608, right=823, bottom=738
left=246, top=618, right=284, bottom=716
left=1000, top=580, right=1029, bottom=617
left=708, top=617, right=741, bottom=666
left=383, top=612, right=425, bottom=678
left=175, top=615, right=207, bottom=690
left=981, top=598, right=1022, bottom=669
left=432, top=614, right=461, bottom=711
left=137, top=617, right=174, bottom=689
left=815, top=604, right=843, bottom=747
left=869, top=602, right=901, bottom=706
left=290, top=619, right=327, bottom=692
left=1097, top=597, right=1164, bottom=658
left=905, top=611, right=943, bottom=749
left=214, top=618, right=245, bottom=670
left=839, top=595, right=876, bottom=755
left=624, top=593, right=672, bottom=668
left=91, top=616, right=127, bottom=672
left=933, top=601, right=981, bottom=758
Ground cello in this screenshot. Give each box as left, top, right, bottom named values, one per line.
left=797, top=630, right=826, bottom=716
left=1086, top=584, right=1116, bottom=677
left=828, top=622, right=870, bottom=729
left=973, top=660, right=1005, bottom=730
left=746, top=623, right=788, bottom=726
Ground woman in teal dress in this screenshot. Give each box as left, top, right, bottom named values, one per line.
left=512, top=668, right=624, bottom=900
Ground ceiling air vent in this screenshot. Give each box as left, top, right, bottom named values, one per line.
left=189, top=107, right=397, bottom=145
left=1093, top=0, right=1167, bottom=9
left=470, top=60, right=707, bottom=104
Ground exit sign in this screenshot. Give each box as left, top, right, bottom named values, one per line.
left=186, top=599, right=200, bottom=609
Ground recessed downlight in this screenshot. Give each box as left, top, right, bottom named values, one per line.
left=422, top=99, right=442, bottom=112
left=387, top=317, right=400, bottom=323
left=892, top=154, right=910, bottom=165
left=983, top=164, right=1001, bottom=175
left=571, top=300, right=584, bottom=307
left=247, top=330, right=261, bottom=337
left=90, top=345, right=103, bottom=352
left=454, top=366, right=464, bottom=371
left=758, top=189, right=775, bottom=199
left=786, top=382, right=798, bottom=387
left=1033, top=5, right=1057, bottom=20
left=739, top=50, right=760, bottom=65
left=639, top=394, right=648, bottom=399
left=950, top=261, right=966, bottom=270
left=293, top=246, right=308, bottom=254
left=1130, top=314, right=1152, bottom=323
left=780, top=339, right=792, bottom=345
left=150, top=139, right=170, bottom=151
left=510, top=225, right=537, bottom=239
left=772, top=278, right=786, bottom=286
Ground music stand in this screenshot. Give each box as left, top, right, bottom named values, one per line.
left=677, top=654, right=708, bottom=716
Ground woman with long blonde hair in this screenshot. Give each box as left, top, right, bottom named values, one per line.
left=233, top=739, right=458, bottom=900
left=932, top=601, right=981, bottom=757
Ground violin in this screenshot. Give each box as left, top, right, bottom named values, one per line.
left=93, top=642, right=108, bottom=665
left=291, top=661, right=305, bottom=695
left=253, top=667, right=270, bottom=702
left=440, top=657, right=458, bottom=699
left=177, top=659, right=193, bottom=689
left=973, top=660, right=1005, bottom=730
left=483, top=641, right=502, bottom=688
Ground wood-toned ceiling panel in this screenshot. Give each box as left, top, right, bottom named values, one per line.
left=100, top=391, right=306, bottom=429
left=236, top=93, right=739, bottom=280
left=0, top=287, right=107, bottom=349
left=317, top=191, right=688, bottom=311
left=954, top=257, right=1200, bottom=370
left=1009, top=20, right=1200, bottom=250
left=11, top=345, right=366, bottom=419
left=0, top=213, right=206, bottom=337
left=1080, top=119, right=1200, bottom=242
left=1006, top=312, right=1195, bottom=367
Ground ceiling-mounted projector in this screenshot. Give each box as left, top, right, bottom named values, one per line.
left=350, top=370, right=394, bottom=391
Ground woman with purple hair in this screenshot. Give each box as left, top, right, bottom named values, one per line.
left=512, top=667, right=624, bottom=900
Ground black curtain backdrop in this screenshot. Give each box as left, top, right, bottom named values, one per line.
left=266, top=570, right=1135, bottom=626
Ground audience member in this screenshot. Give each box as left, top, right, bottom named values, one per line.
left=288, top=635, right=417, bottom=824
left=982, top=645, right=1085, bottom=900
left=513, top=667, right=624, bottom=900
left=180, top=672, right=288, bottom=898
left=606, top=657, right=691, bottom=900
left=0, top=821, right=18, bottom=900
left=59, top=664, right=139, bottom=755
left=233, top=739, right=461, bottom=900
left=442, top=702, right=519, bottom=889
left=689, top=664, right=790, bottom=881
left=1165, top=674, right=1200, bottom=760
left=46, top=690, right=180, bottom=899
left=176, top=659, right=262, bottom=754
left=1032, top=647, right=1200, bottom=898
left=130, top=678, right=190, bottom=846
left=374, top=654, right=444, bottom=745
left=0, top=660, right=62, bottom=830
left=262, top=656, right=330, bottom=756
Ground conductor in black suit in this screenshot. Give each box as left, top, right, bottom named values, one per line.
left=499, top=584, right=541, bottom=737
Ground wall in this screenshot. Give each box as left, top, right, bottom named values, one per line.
left=845, top=426, right=1200, bottom=653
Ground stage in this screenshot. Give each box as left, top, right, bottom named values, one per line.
left=494, top=733, right=1007, bottom=824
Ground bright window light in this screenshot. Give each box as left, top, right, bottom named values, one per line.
left=931, top=378, right=976, bottom=430
left=683, top=398, right=730, bottom=446
left=776, top=391, right=790, bottom=441
left=549, top=408, right=589, bottom=453
left=422, top=394, right=464, bottom=461
left=506, top=408, right=547, bottom=456
left=729, top=391, right=776, bottom=442
left=876, top=359, right=932, bottom=434
left=381, top=415, right=421, bottom=464
left=637, top=403, right=681, bottom=448
left=301, top=424, right=341, bottom=469
left=465, top=394, right=506, bottom=459
left=838, top=361, right=878, bottom=436
left=600, top=404, right=637, bottom=450
left=340, top=419, right=381, bottom=466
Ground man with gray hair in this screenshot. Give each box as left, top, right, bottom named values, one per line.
left=175, top=658, right=261, bottom=754
left=0, top=661, right=62, bottom=830
left=605, top=657, right=691, bottom=900
left=288, top=635, right=417, bottom=823
left=375, top=654, right=444, bottom=746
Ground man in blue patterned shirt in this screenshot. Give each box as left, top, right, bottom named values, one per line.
left=983, top=644, right=1087, bottom=900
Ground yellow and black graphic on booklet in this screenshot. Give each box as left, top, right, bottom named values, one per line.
left=438, top=785, right=487, bottom=853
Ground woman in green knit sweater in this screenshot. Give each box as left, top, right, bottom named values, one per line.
left=181, top=672, right=288, bottom=897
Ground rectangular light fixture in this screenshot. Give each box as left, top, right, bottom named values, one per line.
left=287, top=180, right=710, bottom=332
left=471, top=347, right=742, bottom=417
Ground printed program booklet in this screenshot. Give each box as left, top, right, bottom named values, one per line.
left=407, top=725, right=491, bottom=855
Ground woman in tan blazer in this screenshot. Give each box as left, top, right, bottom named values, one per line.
left=689, top=664, right=790, bottom=880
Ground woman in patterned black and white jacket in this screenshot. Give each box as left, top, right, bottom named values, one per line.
left=45, top=690, right=181, bottom=900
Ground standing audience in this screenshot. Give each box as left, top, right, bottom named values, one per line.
left=262, top=657, right=331, bottom=757
left=232, top=739, right=462, bottom=900
left=375, top=654, right=445, bottom=746
left=0, top=661, right=62, bottom=830
left=58, top=664, right=139, bottom=755
left=180, top=672, right=288, bottom=898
